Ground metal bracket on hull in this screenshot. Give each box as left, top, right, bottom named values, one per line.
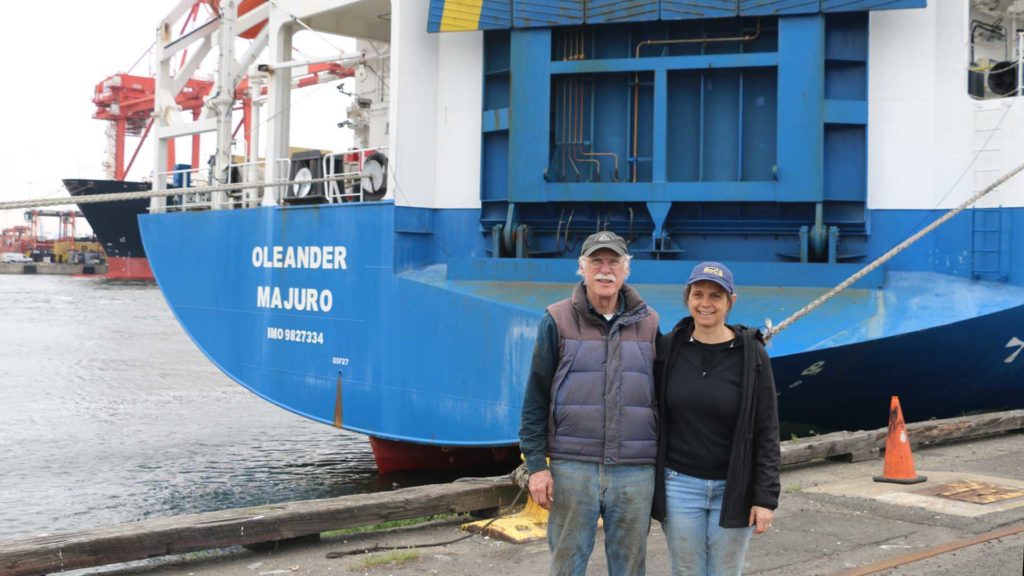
left=492, top=204, right=531, bottom=258
left=784, top=203, right=863, bottom=264
left=644, top=201, right=685, bottom=258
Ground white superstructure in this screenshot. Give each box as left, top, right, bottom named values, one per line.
left=869, top=0, right=1024, bottom=210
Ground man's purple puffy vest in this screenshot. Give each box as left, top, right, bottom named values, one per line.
left=546, top=283, right=659, bottom=465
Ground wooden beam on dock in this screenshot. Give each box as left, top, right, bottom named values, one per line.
left=0, top=478, right=518, bottom=576
left=781, top=409, right=1024, bottom=467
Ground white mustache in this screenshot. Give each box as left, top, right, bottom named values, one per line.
left=594, top=273, right=617, bottom=282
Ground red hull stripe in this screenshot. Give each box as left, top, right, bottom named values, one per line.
left=104, top=256, right=154, bottom=281
left=368, top=437, right=516, bottom=475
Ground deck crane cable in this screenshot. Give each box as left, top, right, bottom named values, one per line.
left=765, top=154, right=1024, bottom=342
left=920, top=94, right=1017, bottom=222
left=268, top=0, right=344, bottom=53
left=126, top=41, right=156, bottom=75
left=126, top=0, right=209, bottom=75
left=381, top=157, right=450, bottom=257
left=219, top=0, right=371, bottom=171
left=267, top=0, right=390, bottom=91
left=766, top=95, right=1021, bottom=341
left=258, top=77, right=335, bottom=130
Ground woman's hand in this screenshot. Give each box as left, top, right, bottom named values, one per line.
left=748, top=505, right=774, bottom=534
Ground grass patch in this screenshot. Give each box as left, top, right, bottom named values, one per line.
left=784, top=484, right=803, bottom=494
left=359, top=550, right=419, bottom=569
left=322, top=513, right=461, bottom=538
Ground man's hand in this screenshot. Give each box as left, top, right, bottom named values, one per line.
left=528, top=469, right=554, bottom=510
left=749, top=505, right=774, bottom=534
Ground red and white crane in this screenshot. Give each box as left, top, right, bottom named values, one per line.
left=91, top=0, right=354, bottom=182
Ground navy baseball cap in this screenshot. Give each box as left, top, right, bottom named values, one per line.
left=687, top=261, right=735, bottom=294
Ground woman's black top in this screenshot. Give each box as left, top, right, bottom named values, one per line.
left=665, top=336, right=743, bottom=480
left=651, top=317, right=781, bottom=528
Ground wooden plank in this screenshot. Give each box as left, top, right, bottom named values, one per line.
left=905, top=410, right=1024, bottom=445
left=0, top=479, right=518, bottom=576
left=781, top=410, right=1024, bottom=467
left=782, top=429, right=886, bottom=467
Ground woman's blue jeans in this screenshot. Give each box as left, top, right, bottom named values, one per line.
left=547, top=460, right=655, bottom=576
left=660, top=468, right=753, bottom=576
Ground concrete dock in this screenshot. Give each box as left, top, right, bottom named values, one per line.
left=0, top=262, right=108, bottom=275
left=54, top=429, right=1024, bottom=576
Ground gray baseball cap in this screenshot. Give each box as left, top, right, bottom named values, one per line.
left=581, top=231, right=628, bottom=257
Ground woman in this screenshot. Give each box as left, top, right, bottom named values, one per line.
left=652, top=261, right=780, bottom=576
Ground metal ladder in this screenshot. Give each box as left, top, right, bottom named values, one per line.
left=971, top=208, right=1007, bottom=281
left=971, top=104, right=1010, bottom=281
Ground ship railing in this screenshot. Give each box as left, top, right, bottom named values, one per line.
left=155, top=166, right=210, bottom=212
left=156, top=160, right=294, bottom=211
left=225, top=158, right=292, bottom=208
left=322, top=146, right=389, bottom=204
left=269, top=158, right=292, bottom=206
left=323, top=153, right=358, bottom=203
left=226, top=159, right=294, bottom=208
left=152, top=149, right=388, bottom=211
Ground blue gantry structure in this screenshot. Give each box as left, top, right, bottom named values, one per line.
left=463, top=2, right=926, bottom=266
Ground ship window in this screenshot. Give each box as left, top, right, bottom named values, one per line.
left=968, top=0, right=1023, bottom=99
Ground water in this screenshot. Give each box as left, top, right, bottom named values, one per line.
left=0, top=275, right=384, bottom=541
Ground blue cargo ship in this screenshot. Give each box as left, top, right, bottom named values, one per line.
left=138, top=0, right=1024, bottom=473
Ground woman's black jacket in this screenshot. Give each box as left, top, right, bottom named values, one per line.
left=651, top=317, right=781, bottom=528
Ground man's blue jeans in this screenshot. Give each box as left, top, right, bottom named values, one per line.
left=547, top=460, right=655, bottom=576
left=661, top=468, right=753, bottom=576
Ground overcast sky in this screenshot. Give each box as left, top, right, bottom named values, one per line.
left=0, top=1, right=353, bottom=234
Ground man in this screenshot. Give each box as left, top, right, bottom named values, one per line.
left=519, top=231, right=660, bottom=576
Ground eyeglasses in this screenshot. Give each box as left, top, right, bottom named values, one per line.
left=587, top=257, right=624, bottom=270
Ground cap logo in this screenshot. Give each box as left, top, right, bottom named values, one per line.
left=598, top=233, right=611, bottom=241
left=703, top=266, right=724, bottom=277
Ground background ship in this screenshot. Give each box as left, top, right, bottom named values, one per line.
left=133, top=0, right=1024, bottom=473
left=64, top=179, right=153, bottom=280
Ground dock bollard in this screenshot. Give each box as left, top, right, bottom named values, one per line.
left=461, top=462, right=549, bottom=543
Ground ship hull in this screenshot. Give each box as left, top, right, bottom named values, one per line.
left=63, top=179, right=154, bottom=281
left=770, top=304, right=1024, bottom=431
left=139, top=203, right=1024, bottom=471
left=369, top=437, right=520, bottom=475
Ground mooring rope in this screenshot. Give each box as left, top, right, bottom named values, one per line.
left=4, top=157, right=1021, bottom=342
left=0, top=173, right=361, bottom=211
left=765, top=157, right=1024, bottom=341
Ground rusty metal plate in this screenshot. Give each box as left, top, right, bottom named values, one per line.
left=924, top=480, right=1024, bottom=504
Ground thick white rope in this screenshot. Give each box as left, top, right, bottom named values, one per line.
left=766, top=158, right=1024, bottom=341
left=0, top=173, right=360, bottom=211
left=5, top=159, right=1021, bottom=342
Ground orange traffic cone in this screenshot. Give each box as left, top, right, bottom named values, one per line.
left=873, top=396, right=927, bottom=484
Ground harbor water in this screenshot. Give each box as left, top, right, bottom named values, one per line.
left=0, top=275, right=385, bottom=542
